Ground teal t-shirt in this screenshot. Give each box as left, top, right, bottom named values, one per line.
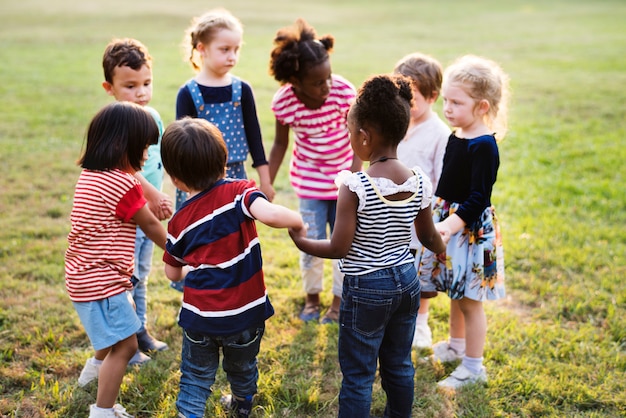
left=142, top=106, right=164, bottom=190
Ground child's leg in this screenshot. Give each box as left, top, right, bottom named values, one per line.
left=176, top=330, right=219, bottom=418
left=222, top=326, right=265, bottom=416
left=449, top=298, right=466, bottom=339
left=96, top=335, right=137, bottom=408
left=457, top=298, right=486, bottom=358
left=299, top=199, right=327, bottom=321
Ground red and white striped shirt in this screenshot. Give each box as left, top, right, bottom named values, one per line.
left=271, top=74, right=356, bottom=200
left=65, top=169, right=146, bottom=302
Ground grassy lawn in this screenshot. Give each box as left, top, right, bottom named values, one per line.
left=0, top=0, right=624, bottom=416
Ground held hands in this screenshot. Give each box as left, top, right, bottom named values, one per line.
left=288, top=222, right=308, bottom=244
left=158, top=193, right=174, bottom=220
left=435, top=222, right=452, bottom=245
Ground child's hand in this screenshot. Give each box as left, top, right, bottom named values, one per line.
left=260, top=182, right=276, bottom=202
left=158, top=193, right=174, bottom=220
left=288, top=222, right=308, bottom=243
left=435, top=222, right=451, bottom=245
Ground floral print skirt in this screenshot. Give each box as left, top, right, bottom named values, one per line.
left=417, top=198, right=506, bottom=301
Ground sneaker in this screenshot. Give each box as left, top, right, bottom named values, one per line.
left=78, top=358, right=100, bottom=387
left=128, top=349, right=151, bottom=366
left=220, top=394, right=254, bottom=417
left=437, top=364, right=487, bottom=389
left=298, top=305, right=320, bottom=322
left=112, top=404, right=134, bottom=418
left=88, top=404, right=134, bottom=418
left=431, top=341, right=464, bottom=363
left=137, top=329, right=168, bottom=352
left=412, top=321, right=432, bottom=349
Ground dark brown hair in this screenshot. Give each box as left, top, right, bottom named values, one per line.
left=79, top=101, right=159, bottom=171
left=269, top=18, right=334, bottom=83
left=350, top=74, right=413, bottom=146
left=102, top=38, right=152, bottom=83
left=161, top=118, right=227, bottom=191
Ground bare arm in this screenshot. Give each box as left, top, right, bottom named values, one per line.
left=268, top=121, right=290, bottom=184
left=249, top=197, right=304, bottom=230
left=132, top=204, right=167, bottom=251
left=414, top=205, right=447, bottom=254
left=164, top=264, right=189, bottom=282
left=134, top=172, right=173, bottom=220
left=288, top=185, right=357, bottom=259
left=255, top=164, right=276, bottom=202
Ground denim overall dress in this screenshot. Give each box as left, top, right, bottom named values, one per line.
left=185, top=76, right=249, bottom=179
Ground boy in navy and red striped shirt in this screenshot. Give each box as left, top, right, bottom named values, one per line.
left=161, top=117, right=304, bottom=418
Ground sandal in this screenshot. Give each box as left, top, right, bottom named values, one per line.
left=320, top=308, right=339, bottom=324
left=299, top=304, right=320, bottom=322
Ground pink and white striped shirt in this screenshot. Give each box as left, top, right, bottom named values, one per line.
left=271, top=74, right=356, bottom=200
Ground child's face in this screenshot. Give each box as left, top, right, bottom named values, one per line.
left=441, top=82, right=480, bottom=130
left=292, top=59, right=332, bottom=109
left=198, top=29, right=241, bottom=76
left=102, top=64, right=153, bottom=106
left=409, top=86, right=436, bottom=126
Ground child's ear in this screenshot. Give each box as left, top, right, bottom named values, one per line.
left=102, top=81, right=114, bottom=96
left=428, top=91, right=439, bottom=104
left=478, top=99, right=490, bottom=114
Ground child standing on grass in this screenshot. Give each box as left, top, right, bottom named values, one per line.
left=160, top=118, right=304, bottom=418
left=174, top=8, right=274, bottom=210
left=65, top=102, right=168, bottom=418
left=268, top=18, right=361, bottom=324
left=288, top=74, right=446, bottom=417
left=78, top=39, right=171, bottom=387
left=393, top=52, right=451, bottom=349
left=420, top=54, right=508, bottom=389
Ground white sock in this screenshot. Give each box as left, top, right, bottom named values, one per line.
left=449, top=337, right=466, bottom=354
left=90, top=357, right=103, bottom=366
left=416, top=312, right=429, bottom=326
left=462, top=355, right=483, bottom=374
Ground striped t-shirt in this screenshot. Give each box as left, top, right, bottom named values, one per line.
left=65, top=169, right=146, bottom=302
left=163, top=179, right=274, bottom=336
left=271, top=74, right=356, bottom=200
left=338, top=168, right=432, bottom=275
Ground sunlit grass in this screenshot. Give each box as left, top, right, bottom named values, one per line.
left=1, top=0, right=625, bottom=416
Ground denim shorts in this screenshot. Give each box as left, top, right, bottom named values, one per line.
left=73, top=291, right=141, bottom=351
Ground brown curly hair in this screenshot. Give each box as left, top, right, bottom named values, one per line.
left=269, top=18, right=334, bottom=83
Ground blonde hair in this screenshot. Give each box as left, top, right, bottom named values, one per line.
left=183, top=8, right=243, bottom=71
left=444, top=55, right=510, bottom=141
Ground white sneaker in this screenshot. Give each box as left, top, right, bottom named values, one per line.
left=88, top=404, right=134, bottom=418
left=431, top=341, right=464, bottom=363
left=437, top=364, right=487, bottom=389
left=128, top=349, right=151, bottom=366
left=412, top=321, right=432, bottom=348
left=78, top=358, right=100, bottom=387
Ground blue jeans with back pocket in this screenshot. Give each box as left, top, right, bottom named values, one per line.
left=338, top=262, right=420, bottom=418
left=176, top=325, right=264, bottom=418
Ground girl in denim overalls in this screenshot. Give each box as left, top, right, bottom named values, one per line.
left=175, top=8, right=274, bottom=213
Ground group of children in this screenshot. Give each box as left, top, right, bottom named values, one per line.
left=65, top=7, right=509, bottom=418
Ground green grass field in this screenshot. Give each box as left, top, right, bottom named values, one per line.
left=1, top=0, right=625, bottom=416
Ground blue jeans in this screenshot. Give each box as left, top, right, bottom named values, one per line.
left=131, top=227, right=154, bottom=331
left=299, top=198, right=343, bottom=297
left=338, top=263, right=420, bottom=418
left=176, top=326, right=264, bottom=418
